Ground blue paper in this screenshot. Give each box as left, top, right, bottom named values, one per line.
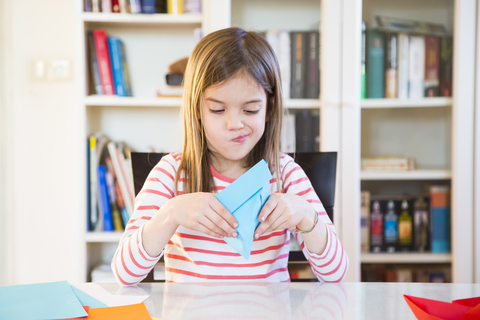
left=216, top=160, right=272, bottom=259
left=71, top=285, right=107, bottom=308
left=0, top=280, right=88, bottom=320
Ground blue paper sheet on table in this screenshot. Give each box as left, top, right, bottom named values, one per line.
left=0, top=280, right=88, bottom=320
left=215, top=159, right=272, bottom=259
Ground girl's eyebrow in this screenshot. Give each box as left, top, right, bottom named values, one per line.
left=205, top=97, right=264, bottom=104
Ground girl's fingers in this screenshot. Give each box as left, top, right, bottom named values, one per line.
left=258, top=197, right=277, bottom=223
left=199, top=215, right=230, bottom=237
left=265, top=217, right=289, bottom=234
left=194, top=219, right=226, bottom=239
left=254, top=207, right=281, bottom=239
left=205, top=210, right=238, bottom=238
left=209, top=196, right=239, bottom=230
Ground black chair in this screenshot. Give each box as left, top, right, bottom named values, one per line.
left=130, top=151, right=337, bottom=280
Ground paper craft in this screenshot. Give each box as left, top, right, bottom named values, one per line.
left=87, top=302, right=151, bottom=320
left=71, top=285, right=107, bottom=308
left=0, top=280, right=88, bottom=320
left=58, top=306, right=89, bottom=320
left=72, top=283, right=149, bottom=307
left=216, top=159, right=272, bottom=259
left=404, top=294, right=480, bottom=319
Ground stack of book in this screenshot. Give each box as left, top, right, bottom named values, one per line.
left=87, top=133, right=135, bottom=232
left=360, top=186, right=451, bottom=254
left=87, top=30, right=132, bottom=97
left=361, top=156, right=415, bottom=171
left=361, top=16, right=453, bottom=99
left=362, top=263, right=450, bottom=283
left=84, top=0, right=201, bottom=14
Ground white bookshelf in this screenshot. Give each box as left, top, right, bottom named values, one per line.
left=361, top=253, right=452, bottom=264
left=81, top=12, right=202, bottom=24
left=361, top=170, right=452, bottom=181
left=361, top=97, right=452, bottom=109
left=85, top=232, right=123, bottom=243
left=85, top=96, right=182, bottom=108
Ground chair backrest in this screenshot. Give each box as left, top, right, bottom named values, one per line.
left=131, top=151, right=337, bottom=222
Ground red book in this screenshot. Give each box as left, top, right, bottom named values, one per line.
left=93, top=29, right=115, bottom=95
left=112, top=0, right=120, bottom=13
left=424, top=36, right=440, bottom=97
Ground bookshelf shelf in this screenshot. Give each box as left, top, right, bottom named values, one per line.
left=361, top=253, right=452, bottom=264
left=85, top=96, right=182, bottom=108
left=361, top=170, right=451, bottom=181
left=284, top=99, right=321, bottom=109
left=85, top=232, right=123, bottom=243
left=361, top=97, right=452, bottom=109
left=81, top=12, right=202, bottom=25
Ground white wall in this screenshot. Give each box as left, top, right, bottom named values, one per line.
left=1, top=0, right=82, bottom=285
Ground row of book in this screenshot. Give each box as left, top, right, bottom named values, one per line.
left=262, top=30, right=320, bottom=100
left=84, top=0, right=200, bottom=14
left=361, top=24, right=453, bottom=99
left=360, top=186, right=450, bottom=253
left=362, top=264, right=450, bottom=283
left=87, top=134, right=135, bottom=232
left=88, top=30, right=132, bottom=97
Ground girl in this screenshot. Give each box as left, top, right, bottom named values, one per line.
left=112, top=27, right=349, bottom=284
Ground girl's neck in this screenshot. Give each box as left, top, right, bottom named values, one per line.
left=209, top=153, right=248, bottom=180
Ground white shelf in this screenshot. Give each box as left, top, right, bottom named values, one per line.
left=361, top=253, right=452, bottom=264
left=85, top=96, right=182, bottom=108
left=85, top=232, right=123, bottom=243
left=284, top=99, right=321, bottom=109
left=361, top=170, right=451, bottom=181
left=81, top=12, right=202, bottom=25
left=361, top=97, right=452, bottom=109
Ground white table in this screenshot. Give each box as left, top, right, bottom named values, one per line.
left=100, top=282, right=480, bottom=319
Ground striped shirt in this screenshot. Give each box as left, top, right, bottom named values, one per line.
left=112, top=153, right=349, bottom=285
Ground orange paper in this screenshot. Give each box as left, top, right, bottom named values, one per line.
left=404, top=295, right=480, bottom=320
left=87, top=303, right=151, bottom=320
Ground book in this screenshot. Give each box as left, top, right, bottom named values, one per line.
left=295, top=110, right=316, bottom=152
left=118, top=0, right=128, bottom=13
left=279, top=30, right=291, bottom=99
left=280, top=112, right=295, bottom=153
left=424, top=36, right=440, bottom=97
left=156, top=85, right=183, bottom=97
left=129, top=0, right=142, bottom=13
left=86, top=139, right=91, bottom=231
left=106, top=157, right=129, bottom=228
left=141, top=0, right=156, bottom=13
left=361, top=156, right=415, bottom=171
left=375, top=16, right=448, bottom=37
left=84, top=0, right=92, bottom=12
left=306, top=31, right=320, bottom=99
left=112, top=0, right=120, bottom=13
left=105, top=169, right=124, bottom=231
left=290, top=31, right=307, bottom=99
left=93, top=30, right=115, bottom=95
left=360, top=191, right=370, bottom=253
left=167, top=0, right=184, bottom=14
left=397, top=33, right=410, bottom=99
left=156, top=0, right=167, bottom=13
left=97, top=165, right=114, bottom=232
left=108, top=37, right=127, bottom=97
left=107, top=141, right=134, bottom=217
left=90, top=134, right=111, bottom=232
left=439, top=37, right=453, bottom=97
left=360, top=22, right=366, bottom=99
left=119, top=40, right=132, bottom=96
left=101, top=0, right=112, bottom=12
left=408, top=36, right=425, bottom=99
left=430, top=186, right=450, bottom=253
left=384, top=33, right=398, bottom=98
left=366, top=29, right=384, bottom=98
left=88, top=136, right=99, bottom=231
left=184, top=0, right=201, bottom=13
left=87, top=31, right=102, bottom=96
left=92, top=0, right=100, bottom=12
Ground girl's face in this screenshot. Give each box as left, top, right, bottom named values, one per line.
left=200, top=71, right=268, bottom=168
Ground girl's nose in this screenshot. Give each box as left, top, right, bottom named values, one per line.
left=226, top=114, right=244, bottom=130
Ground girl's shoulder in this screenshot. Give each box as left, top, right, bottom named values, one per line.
left=278, top=152, right=301, bottom=179
left=154, top=152, right=183, bottom=170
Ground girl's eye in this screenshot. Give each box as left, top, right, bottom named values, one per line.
left=210, top=109, right=224, bottom=114
left=245, top=110, right=259, bottom=114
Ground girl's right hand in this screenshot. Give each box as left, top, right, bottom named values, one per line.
left=166, top=192, right=238, bottom=239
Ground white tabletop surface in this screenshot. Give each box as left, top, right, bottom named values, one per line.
left=100, top=282, right=480, bottom=319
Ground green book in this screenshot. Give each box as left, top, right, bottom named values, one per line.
left=366, top=29, right=385, bottom=98
left=361, top=22, right=366, bottom=99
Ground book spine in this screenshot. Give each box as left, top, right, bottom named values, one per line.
left=119, top=41, right=132, bottom=96
left=93, top=30, right=115, bottom=95
left=430, top=186, right=450, bottom=253
left=107, top=142, right=134, bottom=216
left=84, top=0, right=93, bottom=12
left=118, top=0, right=128, bottom=13
left=167, top=0, right=184, bottom=14
left=280, top=113, right=296, bottom=153
left=112, top=0, right=120, bottom=13
left=129, top=0, right=141, bottom=13
left=290, top=31, right=307, bottom=99
left=360, top=191, right=370, bottom=253
left=366, top=29, right=385, bottom=98
left=87, top=31, right=103, bottom=95
left=141, top=0, right=156, bottom=13
left=439, top=37, right=453, bottom=97
left=156, top=0, right=167, bottom=13
left=98, top=165, right=114, bottom=232
left=384, top=33, right=398, bottom=98
left=295, top=110, right=315, bottom=152
left=101, top=0, right=112, bottom=12
left=108, top=37, right=126, bottom=96
left=424, top=36, right=440, bottom=97
left=397, top=33, right=409, bottom=99
left=92, top=0, right=100, bottom=12
left=86, top=138, right=91, bottom=231
left=279, top=30, right=291, bottom=100
left=89, top=136, right=99, bottom=231
left=306, top=31, right=320, bottom=99
left=105, top=170, right=124, bottom=231
left=408, top=36, right=425, bottom=99
left=360, top=22, right=366, bottom=99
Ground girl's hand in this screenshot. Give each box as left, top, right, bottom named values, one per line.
left=254, top=193, right=312, bottom=239
left=165, top=192, right=238, bottom=239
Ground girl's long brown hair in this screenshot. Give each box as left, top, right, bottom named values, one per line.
left=176, top=27, right=284, bottom=193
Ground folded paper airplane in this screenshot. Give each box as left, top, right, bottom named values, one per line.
left=215, top=160, right=272, bottom=259
left=404, top=294, right=480, bottom=320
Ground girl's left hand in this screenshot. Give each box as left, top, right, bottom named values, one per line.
left=254, top=193, right=311, bottom=239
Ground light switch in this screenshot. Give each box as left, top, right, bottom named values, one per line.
left=47, top=59, right=72, bottom=80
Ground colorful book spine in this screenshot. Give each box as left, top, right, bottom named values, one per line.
left=430, top=186, right=450, bottom=253
left=92, top=0, right=100, bottom=12
left=129, top=0, right=142, bottom=13
left=107, top=142, right=134, bottom=217
left=290, top=31, right=307, bottom=99
left=118, top=0, right=128, bottom=13
left=366, top=29, right=385, bottom=98
left=84, top=0, right=92, bottom=12
left=397, top=33, right=409, bottom=99
left=101, top=0, right=112, bottom=12
left=424, top=36, right=440, bottom=97
left=306, top=31, right=320, bottom=99
left=360, top=22, right=366, bottom=99
left=119, top=40, right=132, bottom=96
left=408, top=36, right=425, bottom=99
left=89, top=136, right=99, bottom=231
left=439, top=37, right=453, bottom=97
left=86, top=138, right=91, bottom=231
left=108, top=37, right=126, bottom=97
left=360, top=191, right=370, bottom=253
left=112, top=0, right=120, bottom=13
left=384, top=33, right=398, bottom=98
left=167, top=0, right=184, bottom=14
left=87, top=31, right=102, bottom=95
left=141, top=0, right=156, bottom=13
left=105, top=170, right=124, bottom=231
left=97, top=165, right=114, bottom=232
left=93, top=30, right=115, bottom=95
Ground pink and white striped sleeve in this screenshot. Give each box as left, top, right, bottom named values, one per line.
left=282, top=155, right=349, bottom=282
left=111, top=153, right=179, bottom=286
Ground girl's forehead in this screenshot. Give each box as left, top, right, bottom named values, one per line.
left=205, top=71, right=263, bottom=94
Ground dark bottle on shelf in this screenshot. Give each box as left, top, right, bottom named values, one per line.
left=370, top=200, right=383, bottom=253
left=384, top=200, right=398, bottom=253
